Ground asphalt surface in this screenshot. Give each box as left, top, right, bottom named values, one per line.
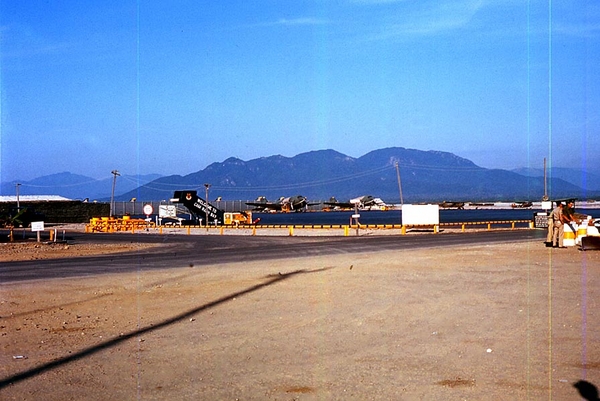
left=0, top=230, right=546, bottom=283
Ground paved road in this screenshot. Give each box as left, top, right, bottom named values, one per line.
left=0, top=230, right=546, bottom=283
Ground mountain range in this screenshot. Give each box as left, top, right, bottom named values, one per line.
left=0, top=172, right=162, bottom=201
left=4, top=147, right=596, bottom=203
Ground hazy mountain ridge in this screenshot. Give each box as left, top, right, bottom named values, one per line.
left=117, top=147, right=595, bottom=202
left=512, top=167, right=600, bottom=194
left=1, top=172, right=163, bottom=200
left=2, top=148, right=597, bottom=203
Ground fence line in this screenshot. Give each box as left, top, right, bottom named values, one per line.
left=111, top=200, right=323, bottom=216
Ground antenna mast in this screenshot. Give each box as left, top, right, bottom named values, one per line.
left=543, top=158, right=548, bottom=201
left=395, top=162, right=404, bottom=206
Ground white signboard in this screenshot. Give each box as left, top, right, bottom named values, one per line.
left=143, top=204, right=154, bottom=216
left=402, top=204, right=440, bottom=226
left=159, top=205, right=177, bottom=218
left=541, top=201, right=552, bottom=210
left=31, top=221, right=45, bottom=232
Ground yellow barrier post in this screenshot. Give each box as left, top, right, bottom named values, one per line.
left=487, top=223, right=491, bottom=231
left=187, top=226, right=191, bottom=235
left=434, top=225, right=439, bottom=234
left=220, top=227, right=224, bottom=235
left=344, top=225, right=349, bottom=236
left=49, top=230, right=54, bottom=242
left=563, top=224, right=576, bottom=246
left=252, top=226, right=256, bottom=236
left=401, top=225, right=406, bottom=235
left=511, top=222, right=515, bottom=230
left=461, top=224, right=465, bottom=232
left=289, top=226, right=294, bottom=236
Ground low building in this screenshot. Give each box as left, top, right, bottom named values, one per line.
left=0, top=195, right=109, bottom=224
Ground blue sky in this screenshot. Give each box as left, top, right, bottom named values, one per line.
left=1, top=0, right=599, bottom=182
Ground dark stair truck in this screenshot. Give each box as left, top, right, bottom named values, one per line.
left=171, top=190, right=225, bottom=226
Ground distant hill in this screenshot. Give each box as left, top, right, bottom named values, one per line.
left=512, top=167, right=600, bottom=198
left=5, top=149, right=597, bottom=203
left=0, top=172, right=163, bottom=200
left=115, top=147, right=596, bottom=203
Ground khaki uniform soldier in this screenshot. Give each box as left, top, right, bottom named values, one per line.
left=552, top=203, right=565, bottom=248
left=546, top=209, right=554, bottom=246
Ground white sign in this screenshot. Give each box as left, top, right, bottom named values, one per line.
left=159, top=205, right=177, bottom=218
left=351, top=214, right=361, bottom=219
left=31, top=221, right=45, bottom=232
left=402, top=204, right=440, bottom=226
left=143, top=204, right=154, bottom=216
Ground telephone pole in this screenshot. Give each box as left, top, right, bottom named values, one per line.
left=204, top=183, right=211, bottom=228
left=395, top=162, right=404, bottom=206
left=542, top=158, right=548, bottom=201
left=15, top=183, right=21, bottom=209
left=110, top=170, right=120, bottom=217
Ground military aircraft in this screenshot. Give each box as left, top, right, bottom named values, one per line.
left=323, top=195, right=388, bottom=210
left=511, top=201, right=533, bottom=208
left=245, top=195, right=316, bottom=212
left=439, top=201, right=465, bottom=209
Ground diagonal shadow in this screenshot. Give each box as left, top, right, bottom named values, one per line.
left=6, top=269, right=208, bottom=320
left=5, top=293, right=114, bottom=319
left=0, top=266, right=333, bottom=389
left=6, top=266, right=215, bottom=320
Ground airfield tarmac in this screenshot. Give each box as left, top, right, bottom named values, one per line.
left=1, top=230, right=599, bottom=400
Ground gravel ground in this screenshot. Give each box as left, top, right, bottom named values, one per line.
left=1, top=231, right=599, bottom=400
left=0, top=241, right=157, bottom=262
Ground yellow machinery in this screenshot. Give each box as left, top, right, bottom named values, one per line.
left=223, top=211, right=253, bottom=226
left=86, top=216, right=155, bottom=233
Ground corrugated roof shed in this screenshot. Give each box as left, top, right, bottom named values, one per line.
left=0, top=195, right=72, bottom=202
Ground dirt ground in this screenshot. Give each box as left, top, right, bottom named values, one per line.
left=1, top=233, right=599, bottom=400
left=0, top=241, right=157, bottom=262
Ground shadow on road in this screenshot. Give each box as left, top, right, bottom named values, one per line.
left=7, top=293, right=114, bottom=319
left=0, top=266, right=333, bottom=389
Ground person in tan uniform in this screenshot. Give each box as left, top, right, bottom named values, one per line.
left=545, top=205, right=554, bottom=247
left=552, top=203, right=566, bottom=248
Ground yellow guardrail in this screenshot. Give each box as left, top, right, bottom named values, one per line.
left=132, top=219, right=534, bottom=236
left=86, top=216, right=156, bottom=233
left=85, top=219, right=533, bottom=235
left=440, top=219, right=534, bottom=232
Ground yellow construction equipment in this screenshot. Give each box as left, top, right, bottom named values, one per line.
left=86, top=216, right=155, bottom=233
left=224, top=211, right=254, bottom=226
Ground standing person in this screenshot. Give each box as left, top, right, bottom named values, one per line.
left=563, top=200, right=577, bottom=223
left=552, top=202, right=565, bottom=248
left=545, top=205, right=554, bottom=247
left=563, top=200, right=574, bottom=223
left=562, top=200, right=577, bottom=237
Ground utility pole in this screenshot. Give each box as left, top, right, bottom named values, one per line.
left=354, top=203, right=359, bottom=236
left=395, top=162, right=404, bottom=207
left=204, top=183, right=211, bottom=228
left=543, top=158, right=548, bottom=201
left=110, top=170, right=120, bottom=217
left=15, top=183, right=21, bottom=209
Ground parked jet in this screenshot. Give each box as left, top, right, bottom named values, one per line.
left=511, top=201, right=533, bottom=208
left=439, top=201, right=465, bottom=209
left=246, top=195, right=316, bottom=212
left=323, top=195, right=387, bottom=210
